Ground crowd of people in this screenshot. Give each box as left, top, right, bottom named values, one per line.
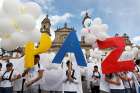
left=0, top=53, right=140, bottom=93
left=83, top=59, right=140, bottom=93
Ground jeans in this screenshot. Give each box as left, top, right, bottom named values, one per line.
left=0, top=87, right=13, bottom=93
left=110, top=89, right=125, bottom=93
left=125, top=88, right=131, bottom=93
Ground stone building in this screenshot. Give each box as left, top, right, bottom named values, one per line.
left=41, top=13, right=92, bottom=57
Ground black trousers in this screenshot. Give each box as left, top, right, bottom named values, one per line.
left=64, top=91, right=77, bottom=93
left=91, top=86, right=100, bottom=93
left=16, top=91, right=22, bottom=93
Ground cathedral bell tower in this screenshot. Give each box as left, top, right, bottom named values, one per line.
left=40, top=15, right=51, bottom=36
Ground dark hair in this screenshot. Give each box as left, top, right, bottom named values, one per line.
left=94, top=65, right=98, bottom=68
left=135, top=59, right=140, bottom=65
left=34, top=54, right=40, bottom=59
left=6, top=62, right=13, bottom=67
left=0, top=63, right=2, bottom=67
left=106, top=74, right=113, bottom=79
left=66, top=60, right=71, bottom=66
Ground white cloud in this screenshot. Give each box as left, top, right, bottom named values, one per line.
left=80, top=9, right=93, bottom=16
left=36, top=13, right=73, bottom=27
left=133, top=36, right=140, bottom=42
left=21, top=0, right=56, bottom=14
left=50, top=13, right=73, bottom=25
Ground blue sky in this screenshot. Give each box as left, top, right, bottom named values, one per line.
left=21, top=0, right=140, bottom=45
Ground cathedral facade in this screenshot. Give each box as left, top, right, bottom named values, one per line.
left=40, top=13, right=133, bottom=57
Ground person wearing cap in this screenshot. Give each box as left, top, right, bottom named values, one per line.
left=0, top=62, right=21, bottom=93
left=23, top=54, right=44, bottom=93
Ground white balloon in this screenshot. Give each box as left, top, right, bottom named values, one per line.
left=120, top=51, right=134, bottom=61
left=94, top=31, right=108, bottom=41
left=92, top=49, right=102, bottom=59
left=132, top=47, right=139, bottom=54
left=30, top=29, right=41, bottom=42
left=125, top=46, right=131, bottom=51
left=85, top=33, right=96, bottom=44
left=3, top=0, right=22, bottom=17
left=1, top=37, right=17, bottom=51
left=93, top=17, right=102, bottom=25
left=16, top=14, right=36, bottom=31
left=0, top=10, right=6, bottom=18
left=23, top=29, right=41, bottom=43
left=92, top=24, right=108, bottom=33
left=24, top=2, right=42, bottom=19
left=11, top=32, right=29, bottom=46
left=0, top=18, right=16, bottom=38
left=132, top=47, right=138, bottom=51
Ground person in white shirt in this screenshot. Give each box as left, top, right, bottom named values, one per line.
left=63, top=60, right=79, bottom=93
left=0, top=62, right=21, bottom=93
left=119, top=72, right=136, bottom=93
left=23, top=54, right=44, bottom=93
left=90, top=65, right=101, bottom=93
left=100, top=73, right=110, bottom=93
left=105, top=73, right=125, bottom=93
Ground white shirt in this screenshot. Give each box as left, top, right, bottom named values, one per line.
left=25, top=64, right=44, bottom=86
left=100, top=74, right=110, bottom=92
left=63, top=61, right=83, bottom=93
left=0, top=70, right=4, bottom=87
left=0, top=70, right=20, bottom=87
left=10, top=57, right=24, bottom=91
left=109, top=74, right=125, bottom=90
left=0, top=61, right=7, bottom=71
left=123, top=72, right=134, bottom=88
left=91, top=71, right=100, bottom=86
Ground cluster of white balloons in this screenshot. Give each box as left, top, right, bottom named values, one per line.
left=81, top=17, right=109, bottom=47
left=0, top=0, right=42, bottom=51
left=120, top=46, right=139, bottom=61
